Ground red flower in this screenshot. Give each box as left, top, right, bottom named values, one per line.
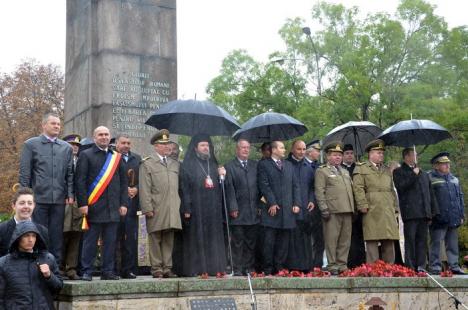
left=199, top=272, right=209, bottom=279
left=216, top=272, right=226, bottom=278
left=440, top=270, right=453, bottom=277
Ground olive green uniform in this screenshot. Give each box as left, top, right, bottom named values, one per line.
left=352, top=161, right=399, bottom=263
left=315, top=163, right=354, bottom=273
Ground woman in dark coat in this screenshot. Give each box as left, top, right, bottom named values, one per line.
left=0, top=221, right=63, bottom=309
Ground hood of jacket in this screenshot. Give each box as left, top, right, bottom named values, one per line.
left=8, top=221, right=47, bottom=253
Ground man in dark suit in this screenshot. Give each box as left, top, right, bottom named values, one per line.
left=0, top=187, right=49, bottom=257
left=225, top=139, right=260, bottom=276
left=257, top=141, right=301, bottom=275
left=286, top=140, right=315, bottom=272
left=393, top=148, right=438, bottom=271
left=75, top=126, right=128, bottom=281
left=114, top=134, right=141, bottom=279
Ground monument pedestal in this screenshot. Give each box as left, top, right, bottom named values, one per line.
left=56, top=276, right=468, bottom=309
left=65, top=0, right=177, bottom=156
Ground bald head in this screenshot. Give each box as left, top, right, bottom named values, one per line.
left=93, top=126, right=111, bottom=149
left=291, top=140, right=306, bottom=160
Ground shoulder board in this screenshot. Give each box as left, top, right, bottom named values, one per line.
left=319, top=164, right=327, bottom=168
left=141, top=157, right=151, bottom=163
left=356, top=162, right=365, bottom=166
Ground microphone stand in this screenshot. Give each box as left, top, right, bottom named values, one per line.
left=219, top=174, right=234, bottom=277
left=247, top=272, right=257, bottom=310
left=422, top=269, right=468, bottom=309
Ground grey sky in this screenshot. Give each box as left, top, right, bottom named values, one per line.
left=0, top=0, right=465, bottom=99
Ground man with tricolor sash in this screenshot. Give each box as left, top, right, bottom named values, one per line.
left=75, top=126, right=128, bottom=281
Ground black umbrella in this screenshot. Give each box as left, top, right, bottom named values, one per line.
left=232, top=112, right=307, bottom=143
left=322, top=121, right=382, bottom=157
left=145, top=99, right=240, bottom=136
left=378, top=119, right=452, bottom=147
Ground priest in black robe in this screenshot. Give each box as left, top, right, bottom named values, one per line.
left=178, top=134, right=227, bottom=276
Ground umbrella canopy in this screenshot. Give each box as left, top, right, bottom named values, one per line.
left=232, top=112, right=307, bottom=143
left=378, top=119, right=452, bottom=147
left=145, top=99, right=240, bottom=136
left=322, top=121, right=382, bottom=156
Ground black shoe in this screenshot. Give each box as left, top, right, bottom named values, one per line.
left=121, top=272, right=137, bottom=279
left=429, top=270, right=440, bottom=275
left=101, top=273, right=120, bottom=280
left=330, top=270, right=339, bottom=276
left=233, top=271, right=244, bottom=276
left=451, top=269, right=466, bottom=275
left=81, top=273, right=93, bottom=281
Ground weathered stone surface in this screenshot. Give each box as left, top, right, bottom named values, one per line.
left=65, top=0, right=177, bottom=156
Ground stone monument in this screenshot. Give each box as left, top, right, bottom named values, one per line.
left=64, top=0, right=177, bottom=156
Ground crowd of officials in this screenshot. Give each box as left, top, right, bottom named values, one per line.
left=0, top=112, right=465, bottom=307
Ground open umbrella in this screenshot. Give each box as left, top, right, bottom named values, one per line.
left=378, top=119, right=452, bottom=147
left=145, top=99, right=240, bottom=136
left=378, top=119, right=452, bottom=164
left=322, top=121, right=382, bottom=157
left=232, top=112, right=307, bottom=143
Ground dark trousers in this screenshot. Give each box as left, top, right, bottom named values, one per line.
left=347, top=213, right=366, bottom=268
left=310, top=209, right=324, bottom=268
left=81, top=222, right=118, bottom=275
left=33, top=203, right=65, bottom=265
left=403, top=219, right=428, bottom=271
left=117, top=214, right=138, bottom=275
left=231, top=225, right=257, bottom=273
left=262, top=227, right=290, bottom=274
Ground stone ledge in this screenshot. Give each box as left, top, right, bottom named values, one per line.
left=58, top=275, right=468, bottom=300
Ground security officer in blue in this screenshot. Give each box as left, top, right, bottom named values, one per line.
left=428, top=152, right=465, bottom=275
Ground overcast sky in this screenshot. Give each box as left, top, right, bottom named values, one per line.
left=0, top=0, right=465, bottom=99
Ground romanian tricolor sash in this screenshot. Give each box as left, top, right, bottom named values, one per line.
left=87, top=151, right=121, bottom=206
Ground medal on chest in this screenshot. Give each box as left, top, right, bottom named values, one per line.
left=204, top=175, right=214, bottom=189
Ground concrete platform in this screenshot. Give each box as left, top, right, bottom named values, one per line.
left=57, top=275, right=468, bottom=309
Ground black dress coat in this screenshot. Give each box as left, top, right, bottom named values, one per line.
left=257, top=158, right=301, bottom=229
left=393, top=163, right=438, bottom=222
left=225, top=158, right=260, bottom=226
left=75, top=145, right=128, bottom=223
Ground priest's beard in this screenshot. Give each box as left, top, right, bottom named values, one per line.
left=196, top=151, right=211, bottom=161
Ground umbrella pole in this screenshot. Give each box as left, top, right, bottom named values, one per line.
left=220, top=177, right=235, bottom=276
left=413, top=144, right=417, bottom=165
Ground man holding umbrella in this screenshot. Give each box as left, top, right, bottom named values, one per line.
left=393, top=148, right=438, bottom=272
left=224, top=139, right=260, bottom=276
left=428, top=152, right=465, bottom=275
left=353, top=139, right=400, bottom=264
left=257, top=141, right=301, bottom=275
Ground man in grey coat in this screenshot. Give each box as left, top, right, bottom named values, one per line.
left=19, top=113, right=74, bottom=265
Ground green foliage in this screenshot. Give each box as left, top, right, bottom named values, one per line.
left=0, top=212, right=12, bottom=223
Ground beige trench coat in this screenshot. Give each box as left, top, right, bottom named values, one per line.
left=352, top=161, right=399, bottom=241
left=139, top=156, right=182, bottom=233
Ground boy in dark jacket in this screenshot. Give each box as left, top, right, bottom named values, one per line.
left=0, top=221, right=63, bottom=309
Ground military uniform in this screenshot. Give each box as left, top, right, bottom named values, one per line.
left=352, top=139, right=399, bottom=264
left=139, top=130, right=182, bottom=277
left=61, top=134, right=83, bottom=280
left=315, top=142, right=354, bottom=274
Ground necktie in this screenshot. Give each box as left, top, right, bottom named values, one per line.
left=163, top=157, right=167, bottom=165
left=242, top=161, right=247, bottom=169
left=123, top=154, right=129, bottom=162
left=277, top=160, right=283, bottom=170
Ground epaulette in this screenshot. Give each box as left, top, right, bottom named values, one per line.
left=140, top=157, right=150, bottom=163
left=356, top=162, right=365, bottom=166
left=319, top=164, right=327, bottom=168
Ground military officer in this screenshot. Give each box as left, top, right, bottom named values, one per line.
left=315, top=141, right=354, bottom=275
left=139, top=129, right=182, bottom=278
left=353, top=139, right=399, bottom=264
